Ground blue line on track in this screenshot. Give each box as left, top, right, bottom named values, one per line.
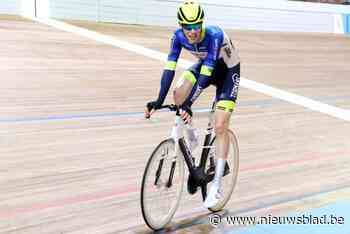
left=0, top=99, right=282, bottom=124
left=0, top=108, right=212, bottom=123
left=0, top=111, right=146, bottom=123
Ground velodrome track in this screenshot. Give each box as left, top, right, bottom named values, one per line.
left=1, top=15, right=350, bottom=233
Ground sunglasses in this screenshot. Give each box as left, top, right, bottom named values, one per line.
left=182, top=23, right=202, bottom=31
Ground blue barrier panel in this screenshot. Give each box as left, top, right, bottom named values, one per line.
left=344, top=14, right=350, bottom=34
left=231, top=201, right=350, bottom=234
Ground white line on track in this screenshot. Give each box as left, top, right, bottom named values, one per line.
left=30, top=17, right=350, bottom=121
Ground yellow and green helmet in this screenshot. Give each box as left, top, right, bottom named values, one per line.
left=177, top=1, right=204, bottom=25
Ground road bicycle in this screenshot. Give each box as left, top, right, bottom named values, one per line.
left=140, top=101, right=239, bottom=230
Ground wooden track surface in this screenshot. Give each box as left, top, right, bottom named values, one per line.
left=1, top=16, right=350, bottom=233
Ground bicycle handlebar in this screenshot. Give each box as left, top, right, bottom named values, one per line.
left=159, top=104, right=178, bottom=112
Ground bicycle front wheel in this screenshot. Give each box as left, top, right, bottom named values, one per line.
left=204, top=129, right=239, bottom=212
left=140, top=139, right=185, bottom=230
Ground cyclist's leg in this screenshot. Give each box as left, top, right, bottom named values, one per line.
left=173, top=63, right=201, bottom=148
left=173, top=62, right=201, bottom=106
left=214, top=62, right=240, bottom=160
left=204, top=62, right=240, bottom=208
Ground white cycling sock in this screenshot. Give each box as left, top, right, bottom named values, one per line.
left=213, top=158, right=226, bottom=188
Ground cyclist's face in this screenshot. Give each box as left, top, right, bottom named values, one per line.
left=182, top=23, right=202, bottom=44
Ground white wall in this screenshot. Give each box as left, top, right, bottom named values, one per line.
left=46, top=0, right=350, bottom=33
left=36, top=0, right=50, bottom=18
left=99, top=0, right=144, bottom=25
left=1, top=0, right=49, bottom=17
left=49, top=0, right=99, bottom=21
left=204, top=2, right=334, bottom=33
left=2, top=0, right=350, bottom=33
left=0, top=0, right=21, bottom=15
left=21, top=0, right=35, bottom=17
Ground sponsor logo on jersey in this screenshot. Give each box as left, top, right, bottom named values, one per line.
left=230, top=73, right=240, bottom=98
left=213, top=39, right=219, bottom=58
left=191, top=51, right=208, bottom=59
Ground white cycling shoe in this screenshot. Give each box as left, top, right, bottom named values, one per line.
left=203, top=184, right=222, bottom=208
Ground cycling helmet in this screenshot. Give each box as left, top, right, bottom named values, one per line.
left=177, top=1, right=204, bottom=25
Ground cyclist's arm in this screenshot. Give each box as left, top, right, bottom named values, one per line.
left=157, top=33, right=182, bottom=105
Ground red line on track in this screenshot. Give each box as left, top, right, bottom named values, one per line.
left=0, top=150, right=348, bottom=219
left=240, top=150, right=349, bottom=172
left=0, top=185, right=136, bottom=219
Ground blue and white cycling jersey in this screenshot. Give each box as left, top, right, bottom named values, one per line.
left=157, top=25, right=240, bottom=105
left=168, top=25, right=239, bottom=70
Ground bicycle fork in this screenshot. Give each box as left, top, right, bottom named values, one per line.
left=153, top=114, right=189, bottom=189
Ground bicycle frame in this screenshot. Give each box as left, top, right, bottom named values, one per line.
left=171, top=102, right=216, bottom=185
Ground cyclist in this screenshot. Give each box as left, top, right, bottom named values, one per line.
left=145, top=0, right=240, bottom=208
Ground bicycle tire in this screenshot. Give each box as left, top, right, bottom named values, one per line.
left=140, top=138, right=185, bottom=230
left=203, top=129, right=239, bottom=212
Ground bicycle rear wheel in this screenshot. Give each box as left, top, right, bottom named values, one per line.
left=141, top=139, right=185, bottom=230
left=204, top=129, right=239, bottom=212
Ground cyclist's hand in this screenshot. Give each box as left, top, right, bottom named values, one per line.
left=145, top=100, right=162, bottom=119
left=180, top=105, right=193, bottom=124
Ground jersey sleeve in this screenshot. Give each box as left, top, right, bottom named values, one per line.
left=157, top=32, right=182, bottom=104
left=167, top=33, right=182, bottom=65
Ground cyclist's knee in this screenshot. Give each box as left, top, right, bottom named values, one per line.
left=173, top=71, right=196, bottom=105
left=215, top=121, right=227, bottom=136
left=215, top=100, right=234, bottom=135
left=215, top=114, right=230, bottom=135
left=177, top=71, right=197, bottom=88
left=173, top=88, right=185, bottom=106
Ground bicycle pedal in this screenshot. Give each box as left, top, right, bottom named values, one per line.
left=206, top=165, right=215, bottom=174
